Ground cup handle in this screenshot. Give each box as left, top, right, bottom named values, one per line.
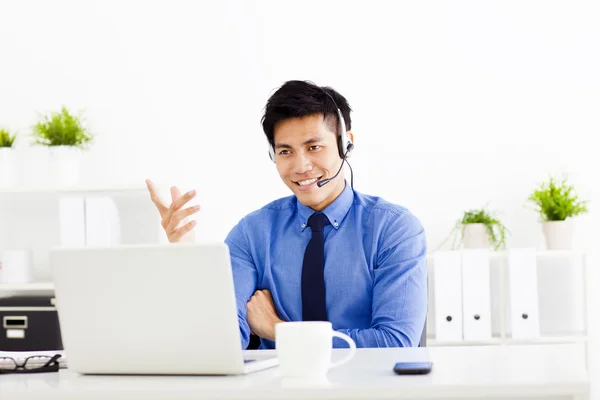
left=330, top=331, right=356, bottom=369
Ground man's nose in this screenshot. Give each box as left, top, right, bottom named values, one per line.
left=293, top=152, right=313, bottom=175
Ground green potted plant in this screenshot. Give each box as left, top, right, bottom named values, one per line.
left=31, top=106, right=93, bottom=186
left=528, top=177, right=588, bottom=250
left=0, top=128, right=17, bottom=188
left=439, top=207, right=508, bottom=251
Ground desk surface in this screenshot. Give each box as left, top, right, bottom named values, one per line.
left=0, top=344, right=589, bottom=400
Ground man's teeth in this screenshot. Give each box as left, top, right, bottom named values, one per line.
left=297, top=177, right=319, bottom=186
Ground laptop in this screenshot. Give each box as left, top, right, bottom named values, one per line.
left=49, top=243, right=278, bottom=375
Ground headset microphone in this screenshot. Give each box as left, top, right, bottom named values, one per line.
left=317, top=143, right=354, bottom=188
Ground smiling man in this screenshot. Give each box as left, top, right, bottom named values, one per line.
left=147, top=80, right=427, bottom=349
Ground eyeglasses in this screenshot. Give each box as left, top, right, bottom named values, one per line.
left=0, top=354, right=61, bottom=374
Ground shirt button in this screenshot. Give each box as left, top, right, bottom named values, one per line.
left=333, top=222, right=339, bottom=227
left=301, top=223, right=306, bottom=228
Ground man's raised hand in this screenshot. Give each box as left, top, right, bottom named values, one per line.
left=145, top=179, right=200, bottom=243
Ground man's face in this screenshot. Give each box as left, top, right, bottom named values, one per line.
left=273, top=114, right=347, bottom=211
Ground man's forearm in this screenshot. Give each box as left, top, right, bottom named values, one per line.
left=334, top=326, right=416, bottom=348
left=238, top=307, right=251, bottom=349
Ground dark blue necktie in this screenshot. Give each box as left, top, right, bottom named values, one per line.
left=301, top=213, right=330, bottom=321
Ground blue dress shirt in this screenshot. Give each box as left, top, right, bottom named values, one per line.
left=224, top=182, right=428, bottom=349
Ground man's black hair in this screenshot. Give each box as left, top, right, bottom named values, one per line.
left=261, top=80, right=352, bottom=148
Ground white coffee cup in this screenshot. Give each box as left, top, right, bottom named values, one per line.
left=275, top=321, right=356, bottom=378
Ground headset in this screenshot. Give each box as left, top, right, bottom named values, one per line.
left=267, top=89, right=355, bottom=188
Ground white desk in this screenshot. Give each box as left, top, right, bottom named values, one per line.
left=0, top=344, right=589, bottom=400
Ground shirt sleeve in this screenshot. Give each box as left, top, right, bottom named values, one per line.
left=335, top=209, right=428, bottom=348
left=224, top=218, right=258, bottom=350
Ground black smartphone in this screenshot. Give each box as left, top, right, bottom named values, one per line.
left=393, top=361, right=433, bottom=375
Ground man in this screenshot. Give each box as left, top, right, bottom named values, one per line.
left=146, top=80, right=427, bottom=350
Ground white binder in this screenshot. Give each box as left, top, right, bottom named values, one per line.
left=58, top=196, right=86, bottom=247
left=461, top=249, right=492, bottom=341
left=537, top=251, right=585, bottom=335
left=433, top=251, right=463, bottom=342
left=507, top=248, right=540, bottom=339
left=85, top=196, right=121, bottom=246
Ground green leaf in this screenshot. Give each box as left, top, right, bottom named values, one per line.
left=31, top=106, right=93, bottom=149
left=527, top=177, right=588, bottom=221
left=0, top=128, right=17, bottom=147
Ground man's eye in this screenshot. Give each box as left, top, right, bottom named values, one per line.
left=309, top=145, right=321, bottom=151
left=279, top=150, right=290, bottom=155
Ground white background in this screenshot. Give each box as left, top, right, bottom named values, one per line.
left=1, top=0, right=598, bottom=395
left=1, top=0, right=598, bottom=248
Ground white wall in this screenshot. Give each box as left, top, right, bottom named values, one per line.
left=1, top=0, right=598, bottom=248
left=1, top=1, right=598, bottom=396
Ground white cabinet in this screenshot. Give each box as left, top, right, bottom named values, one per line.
left=426, top=250, right=588, bottom=346
left=0, top=184, right=165, bottom=285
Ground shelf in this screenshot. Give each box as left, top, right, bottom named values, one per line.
left=426, top=250, right=585, bottom=260
left=428, top=335, right=587, bottom=346
left=427, top=337, right=502, bottom=346
left=0, top=282, right=55, bottom=291
left=0, top=183, right=152, bottom=195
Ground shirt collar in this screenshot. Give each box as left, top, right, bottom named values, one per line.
left=297, top=181, right=354, bottom=232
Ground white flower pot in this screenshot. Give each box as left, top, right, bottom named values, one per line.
left=542, top=220, right=574, bottom=250
left=462, top=223, right=491, bottom=249
left=0, top=147, right=17, bottom=188
left=0, top=250, right=33, bottom=284
left=48, top=146, right=80, bottom=187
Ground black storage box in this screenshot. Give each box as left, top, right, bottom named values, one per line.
left=0, top=295, right=63, bottom=351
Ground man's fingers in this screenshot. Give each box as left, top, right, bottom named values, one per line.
left=248, top=289, right=272, bottom=303
left=172, top=189, right=196, bottom=210
left=170, top=186, right=182, bottom=202
left=146, top=179, right=162, bottom=201
left=169, top=220, right=197, bottom=242
left=165, top=205, right=201, bottom=234
left=146, top=179, right=169, bottom=214
left=248, top=292, right=259, bottom=304
left=174, top=204, right=201, bottom=221
left=256, top=289, right=271, bottom=298
left=164, top=189, right=197, bottom=224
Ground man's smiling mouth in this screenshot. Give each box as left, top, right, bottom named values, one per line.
left=294, top=176, right=322, bottom=186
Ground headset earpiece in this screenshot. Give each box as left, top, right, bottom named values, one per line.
left=335, top=107, right=353, bottom=159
